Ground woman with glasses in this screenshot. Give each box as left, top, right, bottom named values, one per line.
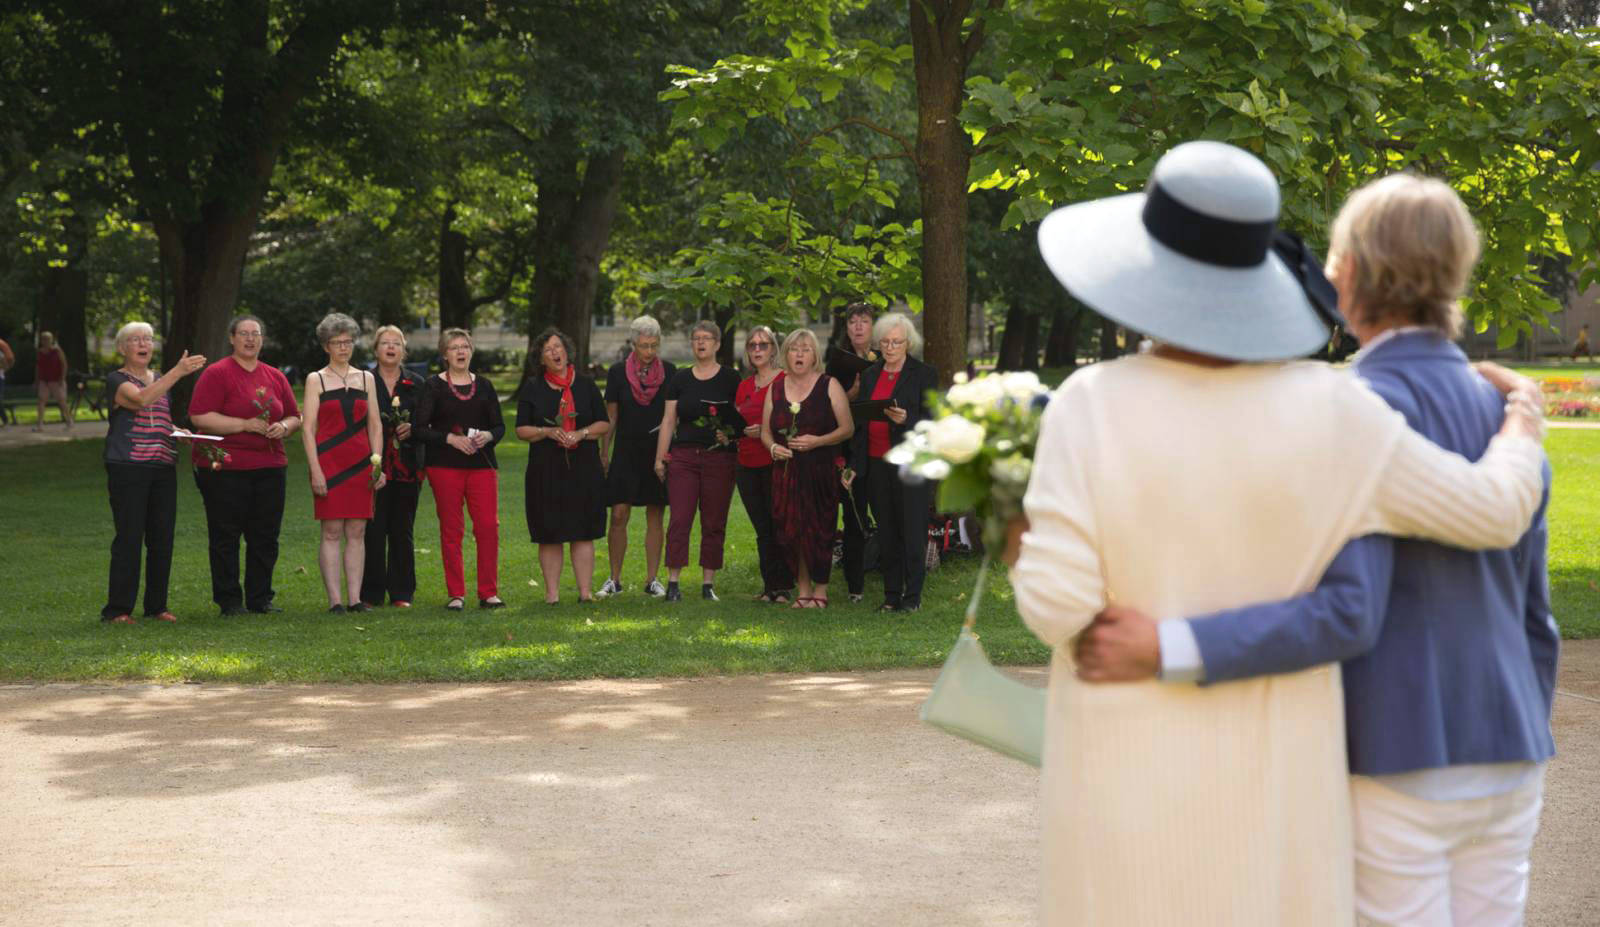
left=100, top=322, right=206, bottom=623
left=733, top=325, right=794, bottom=603
left=827, top=302, right=879, bottom=601
left=302, top=313, right=384, bottom=613
left=653, top=320, right=742, bottom=602
left=845, top=313, right=939, bottom=612
left=598, top=315, right=675, bottom=598
left=189, top=315, right=302, bottom=615
left=360, top=325, right=424, bottom=608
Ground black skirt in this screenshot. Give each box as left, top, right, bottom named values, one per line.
left=525, top=438, right=607, bottom=543
left=605, top=435, right=668, bottom=507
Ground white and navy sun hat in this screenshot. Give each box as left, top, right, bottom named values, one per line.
left=1037, top=140, right=1341, bottom=362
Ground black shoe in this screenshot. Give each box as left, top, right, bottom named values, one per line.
left=878, top=599, right=901, bottom=613
left=665, top=582, right=682, bottom=602
left=220, top=605, right=247, bottom=617
left=479, top=596, right=506, bottom=609
left=702, top=584, right=718, bottom=602
left=351, top=602, right=375, bottom=613
left=249, top=604, right=283, bottom=614
left=328, top=604, right=347, bottom=614
left=900, top=598, right=922, bottom=613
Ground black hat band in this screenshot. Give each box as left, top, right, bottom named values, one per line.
left=1142, top=182, right=1277, bottom=269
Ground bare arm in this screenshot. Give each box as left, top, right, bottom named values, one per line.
left=364, top=372, right=384, bottom=467
left=302, top=377, right=326, bottom=495
left=116, top=352, right=207, bottom=411
left=602, top=400, right=620, bottom=462
left=654, top=400, right=678, bottom=477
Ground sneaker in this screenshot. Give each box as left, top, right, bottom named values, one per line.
left=644, top=579, right=666, bottom=597
left=664, top=582, right=682, bottom=602
left=702, top=584, right=718, bottom=602
left=597, top=578, right=622, bottom=598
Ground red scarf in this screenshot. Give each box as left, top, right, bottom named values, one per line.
left=544, top=365, right=577, bottom=432
left=625, top=351, right=665, bottom=407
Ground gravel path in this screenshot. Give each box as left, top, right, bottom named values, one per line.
left=2, top=646, right=1597, bottom=926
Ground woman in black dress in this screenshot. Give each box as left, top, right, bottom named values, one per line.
left=826, top=302, right=878, bottom=600
left=598, top=315, right=674, bottom=598
left=516, top=327, right=611, bottom=604
left=361, top=325, right=424, bottom=608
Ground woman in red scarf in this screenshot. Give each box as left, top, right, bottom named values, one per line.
left=597, top=315, right=675, bottom=598
left=516, top=327, right=611, bottom=603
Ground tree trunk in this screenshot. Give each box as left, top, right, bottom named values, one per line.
left=1099, top=315, right=1119, bottom=361
left=550, top=149, right=626, bottom=366
left=155, top=209, right=257, bottom=423
left=714, top=303, right=738, bottom=368
left=438, top=204, right=474, bottom=332
left=996, top=303, right=1027, bottom=371
left=1044, top=302, right=1080, bottom=368
left=910, top=0, right=984, bottom=386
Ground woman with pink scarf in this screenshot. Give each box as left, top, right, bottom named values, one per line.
left=597, top=315, right=676, bottom=598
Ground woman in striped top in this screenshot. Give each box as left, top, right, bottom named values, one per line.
left=100, top=321, right=206, bottom=623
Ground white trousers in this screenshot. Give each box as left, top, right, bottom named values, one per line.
left=1351, top=771, right=1545, bottom=927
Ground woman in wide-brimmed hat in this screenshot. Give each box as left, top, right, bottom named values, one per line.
left=1010, top=140, right=1548, bottom=926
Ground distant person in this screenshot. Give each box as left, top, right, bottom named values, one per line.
left=302, top=313, right=384, bottom=614
left=733, top=325, right=794, bottom=603
left=414, top=328, right=506, bottom=610
left=764, top=328, right=854, bottom=608
left=361, top=326, right=424, bottom=609
left=33, top=330, right=72, bottom=432
left=598, top=315, right=674, bottom=598
left=189, top=315, right=302, bottom=616
left=100, top=322, right=206, bottom=623
left=654, top=320, right=741, bottom=602
left=517, top=328, right=610, bottom=604
left=1573, top=323, right=1592, bottom=362
left=0, top=332, right=13, bottom=426
left=827, top=302, right=878, bottom=601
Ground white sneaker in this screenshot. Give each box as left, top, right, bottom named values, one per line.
left=644, top=579, right=666, bottom=597
left=596, top=578, right=621, bottom=598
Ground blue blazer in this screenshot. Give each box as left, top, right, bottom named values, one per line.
left=1187, top=331, right=1558, bottom=775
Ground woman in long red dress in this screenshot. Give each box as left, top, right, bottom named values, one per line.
left=302, top=313, right=385, bottom=613
left=763, top=328, right=854, bottom=608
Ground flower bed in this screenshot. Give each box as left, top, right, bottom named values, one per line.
left=1541, top=375, right=1600, bottom=418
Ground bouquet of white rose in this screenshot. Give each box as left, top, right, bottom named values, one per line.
left=891, top=370, right=1052, bottom=768
left=885, top=370, right=1051, bottom=552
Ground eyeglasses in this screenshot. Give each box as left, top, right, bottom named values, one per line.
left=327, top=339, right=355, bottom=349
left=748, top=341, right=774, bottom=350
left=124, top=336, right=155, bottom=345
left=691, top=335, right=718, bottom=344
left=235, top=331, right=263, bottom=341
left=880, top=338, right=908, bottom=348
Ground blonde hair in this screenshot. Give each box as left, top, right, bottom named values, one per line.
left=872, top=312, right=923, bottom=355
left=439, top=327, right=472, bottom=353
left=744, top=325, right=778, bottom=369
left=114, top=321, right=155, bottom=351
left=373, top=325, right=407, bottom=356
left=1327, top=174, right=1478, bottom=338
left=779, top=328, right=822, bottom=374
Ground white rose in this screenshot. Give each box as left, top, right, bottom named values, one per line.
left=884, top=443, right=917, bottom=466
left=789, top=401, right=801, bottom=414
left=956, top=374, right=1005, bottom=407
left=918, top=458, right=952, bottom=480
left=990, top=455, right=1032, bottom=486
left=951, top=371, right=969, bottom=385
left=925, top=414, right=986, bottom=463
left=1001, top=371, right=1043, bottom=402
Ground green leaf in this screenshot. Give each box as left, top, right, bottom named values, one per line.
left=937, top=465, right=987, bottom=514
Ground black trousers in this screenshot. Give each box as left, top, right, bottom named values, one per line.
left=361, top=479, right=422, bottom=605
left=194, top=466, right=286, bottom=611
left=867, top=458, right=933, bottom=605
left=103, top=463, right=177, bottom=619
left=734, top=464, right=793, bottom=594
left=839, top=470, right=873, bottom=595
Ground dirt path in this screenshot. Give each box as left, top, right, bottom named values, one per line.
left=2, top=648, right=1596, bottom=926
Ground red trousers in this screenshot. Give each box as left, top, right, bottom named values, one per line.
left=427, top=466, right=499, bottom=600
left=664, top=445, right=736, bottom=570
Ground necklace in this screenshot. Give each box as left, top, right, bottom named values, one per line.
left=447, top=373, right=476, bottom=401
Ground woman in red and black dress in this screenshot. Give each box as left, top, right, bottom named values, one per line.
left=361, top=325, right=424, bottom=608
left=733, top=325, right=794, bottom=603
left=302, top=313, right=385, bottom=613
left=763, top=328, right=854, bottom=608
left=515, top=328, right=611, bottom=604
left=414, top=328, right=506, bottom=610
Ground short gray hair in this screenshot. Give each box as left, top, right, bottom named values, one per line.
left=315, top=312, right=360, bottom=346
left=872, top=313, right=923, bottom=355
left=779, top=327, right=823, bottom=374
left=629, top=315, right=662, bottom=342
left=114, top=321, right=155, bottom=351
left=690, top=319, right=722, bottom=343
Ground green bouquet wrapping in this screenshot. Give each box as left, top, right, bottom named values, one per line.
left=889, top=371, right=1052, bottom=767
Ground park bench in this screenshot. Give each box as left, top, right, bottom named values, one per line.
left=1, top=372, right=110, bottom=423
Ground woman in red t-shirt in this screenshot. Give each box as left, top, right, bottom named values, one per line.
left=32, top=330, right=73, bottom=431
left=732, top=325, right=794, bottom=603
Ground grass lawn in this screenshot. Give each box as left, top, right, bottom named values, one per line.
left=2, top=424, right=1595, bottom=683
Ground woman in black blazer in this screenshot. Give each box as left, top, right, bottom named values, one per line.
left=846, top=313, right=939, bottom=611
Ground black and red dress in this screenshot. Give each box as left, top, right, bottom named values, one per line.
left=769, top=373, right=842, bottom=584
left=311, top=371, right=374, bottom=521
